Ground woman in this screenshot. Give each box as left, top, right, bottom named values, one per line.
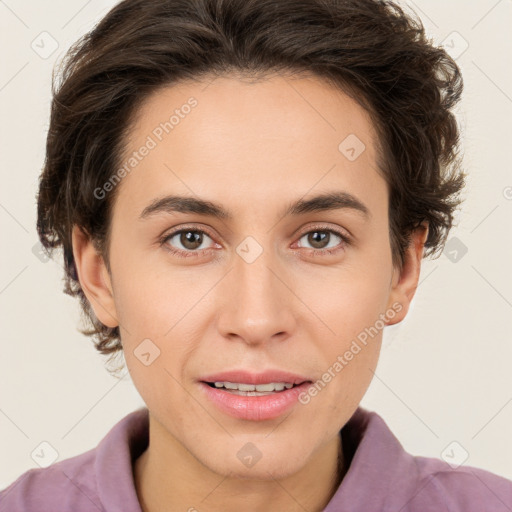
left=2, top=0, right=511, bottom=510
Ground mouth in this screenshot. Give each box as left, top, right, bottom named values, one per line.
left=198, top=372, right=314, bottom=421
left=202, top=381, right=309, bottom=396
left=199, top=369, right=312, bottom=386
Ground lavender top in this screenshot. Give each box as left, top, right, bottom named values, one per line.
left=1, top=406, right=511, bottom=511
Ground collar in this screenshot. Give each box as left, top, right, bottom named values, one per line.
left=93, top=405, right=421, bottom=512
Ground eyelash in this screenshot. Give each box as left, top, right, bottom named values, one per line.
left=158, top=224, right=351, bottom=259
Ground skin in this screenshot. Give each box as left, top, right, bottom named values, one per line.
left=72, top=73, right=428, bottom=512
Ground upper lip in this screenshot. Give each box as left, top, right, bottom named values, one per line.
left=200, top=369, right=312, bottom=386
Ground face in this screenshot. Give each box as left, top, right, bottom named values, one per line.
left=73, top=73, right=426, bottom=479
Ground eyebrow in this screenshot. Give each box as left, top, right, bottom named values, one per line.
left=138, top=191, right=371, bottom=221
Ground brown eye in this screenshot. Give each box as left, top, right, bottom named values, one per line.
left=305, top=231, right=331, bottom=249
left=178, top=230, right=204, bottom=250
left=297, top=229, right=347, bottom=252
left=162, top=228, right=216, bottom=256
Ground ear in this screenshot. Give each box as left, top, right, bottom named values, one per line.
left=385, top=222, right=429, bottom=326
left=71, top=225, right=119, bottom=328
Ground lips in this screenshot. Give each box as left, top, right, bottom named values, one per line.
left=199, top=369, right=312, bottom=386
left=199, top=380, right=314, bottom=421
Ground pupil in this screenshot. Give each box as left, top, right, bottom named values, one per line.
left=309, top=231, right=328, bottom=249
left=182, top=231, right=202, bottom=250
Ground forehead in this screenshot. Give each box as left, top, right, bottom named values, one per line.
left=114, top=73, right=385, bottom=221
left=126, top=73, right=378, bottom=153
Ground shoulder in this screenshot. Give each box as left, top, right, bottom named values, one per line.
left=333, top=407, right=512, bottom=512
left=0, top=407, right=148, bottom=512
left=0, top=448, right=101, bottom=512
left=407, top=456, right=512, bottom=512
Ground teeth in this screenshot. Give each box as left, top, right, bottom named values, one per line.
left=213, top=381, right=295, bottom=392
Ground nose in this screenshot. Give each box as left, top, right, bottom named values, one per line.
left=216, top=243, right=297, bottom=346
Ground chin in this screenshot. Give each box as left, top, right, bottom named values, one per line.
left=200, top=443, right=310, bottom=481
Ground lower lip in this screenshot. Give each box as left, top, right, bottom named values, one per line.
left=199, top=382, right=312, bottom=421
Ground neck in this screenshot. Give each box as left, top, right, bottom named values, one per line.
left=134, top=415, right=346, bottom=512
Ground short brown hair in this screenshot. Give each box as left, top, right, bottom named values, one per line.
left=36, top=0, right=466, bottom=361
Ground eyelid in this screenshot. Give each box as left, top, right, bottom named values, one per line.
left=160, top=222, right=351, bottom=257
left=159, top=224, right=219, bottom=256
left=295, top=222, right=351, bottom=241
left=160, top=223, right=217, bottom=241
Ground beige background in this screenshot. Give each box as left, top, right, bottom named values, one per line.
left=1, top=0, right=511, bottom=489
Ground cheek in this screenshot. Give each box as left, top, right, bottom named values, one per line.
left=307, top=258, right=392, bottom=337
left=304, top=254, right=391, bottom=390
left=309, top=287, right=385, bottom=421
left=110, top=248, right=189, bottom=335
left=124, top=352, right=192, bottom=433
left=112, top=257, right=210, bottom=379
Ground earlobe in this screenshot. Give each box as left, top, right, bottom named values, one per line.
left=71, top=225, right=119, bottom=328
left=385, top=222, right=429, bottom=326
